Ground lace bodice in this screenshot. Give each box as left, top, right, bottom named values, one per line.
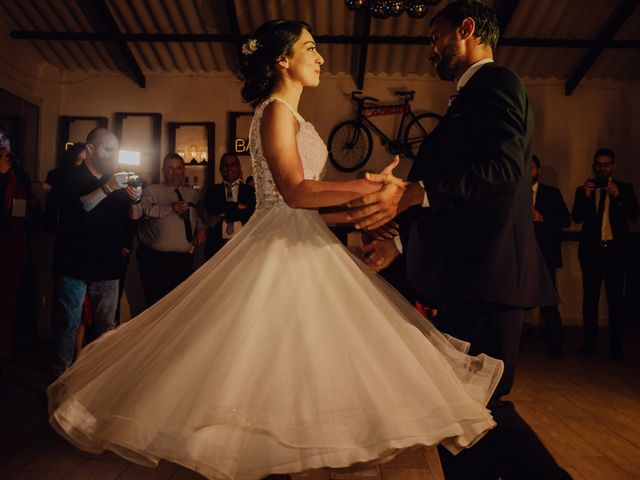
left=249, top=97, right=327, bottom=209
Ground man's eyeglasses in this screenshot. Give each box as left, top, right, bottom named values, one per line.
left=593, top=162, right=614, bottom=167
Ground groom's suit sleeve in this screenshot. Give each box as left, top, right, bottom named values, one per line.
left=418, top=67, right=529, bottom=212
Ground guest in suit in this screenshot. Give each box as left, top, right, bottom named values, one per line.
left=349, top=2, right=568, bottom=478
left=532, top=155, right=571, bottom=355
left=571, top=148, right=638, bottom=359
left=203, top=153, right=256, bottom=258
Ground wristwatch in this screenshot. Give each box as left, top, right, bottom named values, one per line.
left=101, top=184, right=113, bottom=195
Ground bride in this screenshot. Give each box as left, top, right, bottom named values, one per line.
left=48, top=19, right=503, bottom=480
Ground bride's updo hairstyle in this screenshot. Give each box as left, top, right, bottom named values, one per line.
left=240, top=20, right=312, bottom=108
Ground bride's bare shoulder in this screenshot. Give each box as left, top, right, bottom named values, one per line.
left=260, top=100, right=299, bottom=139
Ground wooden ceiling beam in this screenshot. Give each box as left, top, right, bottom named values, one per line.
left=75, top=0, right=145, bottom=88
left=350, top=10, right=371, bottom=90
left=11, top=31, right=640, bottom=50
left=494, top=0, right=521, bottom=35
left=207, top=0, right=242, bottom=73
left=565, top=0, right=638, bottom=95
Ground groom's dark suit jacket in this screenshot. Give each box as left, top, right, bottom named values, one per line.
left=405, top=62, right=557, bottom=308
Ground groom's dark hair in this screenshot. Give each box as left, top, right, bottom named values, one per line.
left=431, top=0, right=499, bottom=52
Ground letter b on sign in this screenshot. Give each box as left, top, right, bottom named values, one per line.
left=235, top=138, right=249, bottom=153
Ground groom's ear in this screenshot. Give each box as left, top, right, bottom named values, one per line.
left=458, top=17, right=475, bottom=40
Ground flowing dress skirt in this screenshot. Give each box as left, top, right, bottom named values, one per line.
left=49, top=207, right=503, bottom=480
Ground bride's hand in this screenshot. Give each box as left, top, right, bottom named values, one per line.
left=356, top=178, right=383, bottom=196
left=380, top=155, right=400, bottom=176
left=354, top=155, right=402, bottom=196
left=347, top=155, right=408, bottom=229
left=367, top=155, right=405, bottom=188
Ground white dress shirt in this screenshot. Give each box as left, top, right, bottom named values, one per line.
left=139, top=183, right=204, bottom=253
left=595, top=188, right=614, bottom=241
left=222, top=180, right=243, bottom=240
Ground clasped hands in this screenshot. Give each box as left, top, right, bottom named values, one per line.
left=346, top=156, right=419, bottom=271
left=348, top=155, right=408, bottom=231
left=173, top=201, right=190, bottom=215
left=207, top=202, right=249, bottom=228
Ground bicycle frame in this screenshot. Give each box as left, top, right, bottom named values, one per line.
left=354, top=98, right=422, bottom=153
left=328, top=91, right=441, bottom=171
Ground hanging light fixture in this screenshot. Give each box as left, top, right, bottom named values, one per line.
left=344, top=0, right=441, bottom=19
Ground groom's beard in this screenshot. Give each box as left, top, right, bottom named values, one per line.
left=434, top=43, right=463, bottom=82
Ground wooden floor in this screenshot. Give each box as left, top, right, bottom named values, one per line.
left=1, top=327, right=639, bottom=480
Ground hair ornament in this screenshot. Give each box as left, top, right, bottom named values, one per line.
left=242, top=38, right=261, bottom=55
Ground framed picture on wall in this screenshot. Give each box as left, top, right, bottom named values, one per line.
left=58, top=116, right=108, bottom=164
left=168, top=122, right=215, bottom=189
left=114, top=112, right=162, bottom=184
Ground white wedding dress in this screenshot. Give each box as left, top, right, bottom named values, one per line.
left=48, top=97, right=503, bottom=480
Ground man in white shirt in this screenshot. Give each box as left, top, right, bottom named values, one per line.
left=138, top=153, right=206, bottom=307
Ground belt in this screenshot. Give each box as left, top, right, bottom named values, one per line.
left=599, top=240, right=615, bottom=248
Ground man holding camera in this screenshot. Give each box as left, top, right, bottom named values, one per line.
left=137, top=153, right=205, bottom=307
left=572, top=148, right=638, bottom=359
left=52, top=128, right=143, bottom=376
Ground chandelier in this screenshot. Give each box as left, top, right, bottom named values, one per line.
left=344, top=0, right=442, bottom=19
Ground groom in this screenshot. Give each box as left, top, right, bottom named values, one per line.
left=349, top=1, right=569, bottom=479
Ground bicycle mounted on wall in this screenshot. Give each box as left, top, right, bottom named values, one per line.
left=328, top=90, right=441, bottom=172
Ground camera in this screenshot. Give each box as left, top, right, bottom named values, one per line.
left=593, top=177, right=609, bottom=189
left=127, top=174, right=143, bottom=188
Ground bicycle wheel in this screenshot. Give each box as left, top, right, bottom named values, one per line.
left=328, top=120, right=373, bottom=172
left=403, top=112, right=442, bottom=159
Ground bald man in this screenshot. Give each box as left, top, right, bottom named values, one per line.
left=52, top=128, right=143, bottom=376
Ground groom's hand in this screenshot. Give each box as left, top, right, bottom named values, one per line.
left=364, top=221, right=400, bottom=240
left=347, top=177, right=406, bottom=230
left=347, top=156, right=407, bottom=230
left=362, top=238, right=400, bottom=272
left=348, top=176, right=427, bottom=230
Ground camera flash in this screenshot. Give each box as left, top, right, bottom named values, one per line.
left=119, top=150, right=140, bottom=165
